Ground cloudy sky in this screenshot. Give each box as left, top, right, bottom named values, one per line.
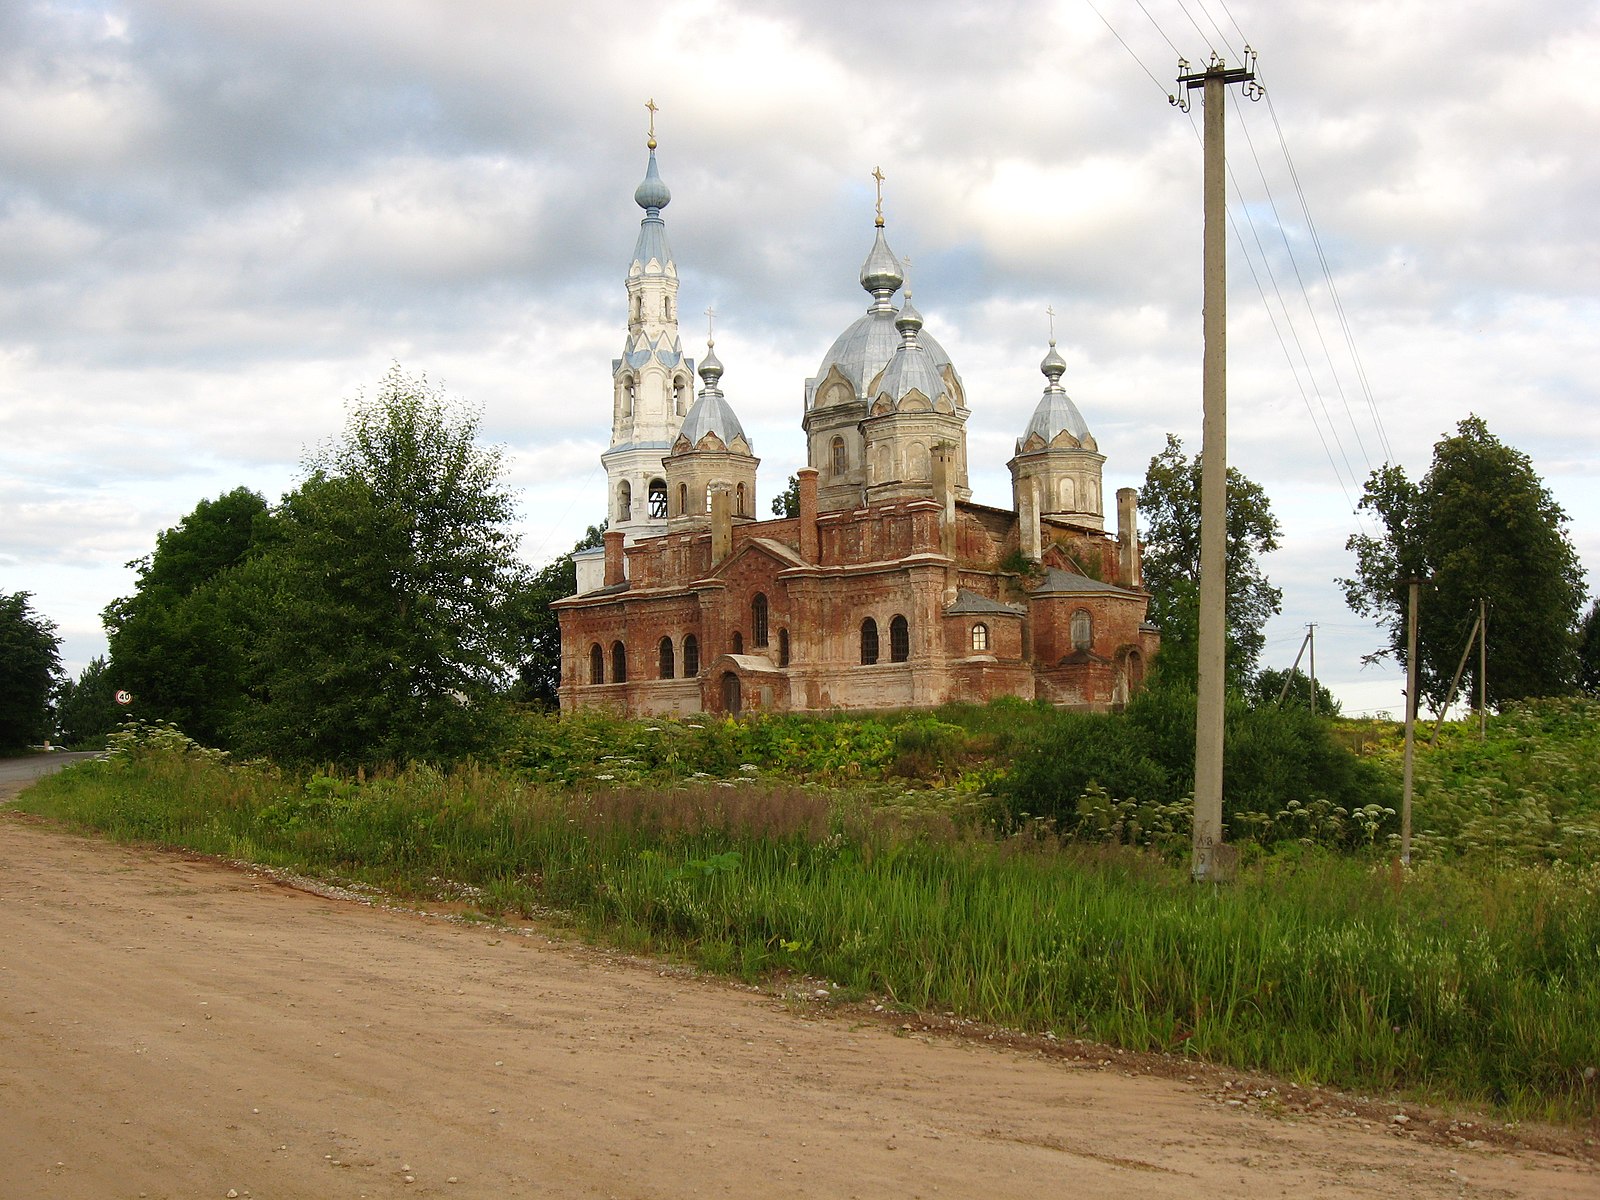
left=2, top=0, right=1595, bottom=717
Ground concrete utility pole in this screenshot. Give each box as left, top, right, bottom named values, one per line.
left=1400, top=576, right=1422, bottom=867
left=1478, top=597, right=1488, bottom=742
left=1172, top=52, right=1262, bottom=884
left=1308, top=624, right=1317, bottom=716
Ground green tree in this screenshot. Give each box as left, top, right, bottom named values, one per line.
left=1247, top=666, right=1341, bottom=716
left=54, top=655, right=122, bottom=746
left=1138, top=434, right=1283, bottom=689
left=1579, top=599, right=1600, bottom=695
left=0, top=590, right=63, bottom=749
left=1342, top=416, right=1586, bottom=710
left=234, top=367, right=529, bottom=764
left=771, top=473, right=800, bottom=518
left=514, top=523, right=605, bottom=708
left=102, top=486, right=270, bottom=744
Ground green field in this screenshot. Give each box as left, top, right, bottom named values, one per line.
left=13, top=697, right=1600, bottom=1126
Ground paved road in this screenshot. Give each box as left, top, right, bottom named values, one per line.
left=0, top=751, right=101, bottom=801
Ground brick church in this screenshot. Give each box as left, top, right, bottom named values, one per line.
left=554, top=134, right=1159, bottom=717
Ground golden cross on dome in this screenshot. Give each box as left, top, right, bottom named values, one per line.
left=872, top=166, right=886, bottom=228
left=646, top=98, right=659, bottom=149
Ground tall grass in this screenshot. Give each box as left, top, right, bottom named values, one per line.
left=16, top=741, right=1600, bottom=1126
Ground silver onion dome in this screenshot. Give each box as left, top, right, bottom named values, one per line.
left=678, top=341, right=750, bottom=447
left=1020, top=339, right=1090, bottom=443
left=874, top=298, right=947, bottom=406
left=811, top=226, right=957, bottom=405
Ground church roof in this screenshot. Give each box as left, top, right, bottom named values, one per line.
left=630, top=147, right=675, bottom=276
left=677, top=341, right=751, bottom=448
left=1032, top=568, right=1140, bottom=598
left=945, top=589, right=1025, bottom=616
left=873, top=300, right=948, bottom=407
left=1020, top=340, right=1090, bottom=444
left=678, top=392, right=747, bottom=446
left=809, top=223, right=957, bottom=404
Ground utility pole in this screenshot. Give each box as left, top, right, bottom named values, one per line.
left=1308, top=623, right=1317, bottom=715
left=1276, top=624, right=1312, bottom=709
left=1478, top=597, right=1488, bottom=742
left=1400, top=577, right=1422, bottom=867
left=1172, top=52, right=1262, bottom=884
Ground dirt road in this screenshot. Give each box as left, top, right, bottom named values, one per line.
left=1, top=799, right=1595, bottom=1199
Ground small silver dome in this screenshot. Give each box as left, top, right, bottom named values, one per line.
left=678, top=341, right=750, bottom=448
left=1020, top=341, right=1090, bottom=443
left=679, top=392, right=749, bottom=447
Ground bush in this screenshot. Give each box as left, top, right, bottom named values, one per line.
left=995, top=711, right=1170, bottom=831
left=999, top=685, right=1398, bottom=851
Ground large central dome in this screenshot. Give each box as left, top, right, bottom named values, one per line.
left=807, top=226, right=957, bottom=407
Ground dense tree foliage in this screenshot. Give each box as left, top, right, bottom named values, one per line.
left=232, top=368, right=529, bottom=763
left=1138, top=434, right=1283, bottom=689
left=1577, top=599, right=1600, bottom=696
left=102, top=486, right=270, bottom=744
left=770, top=473, right=800, bottom=518
left=1248, top=666, right=1341, bottom=716
left=1342, top=416, right=1586, bottom=710
left=0, top=590, right=63, bottom=749
left=54, top=655, right=122, bottom=745
left=514, top=523, right=605, bottom=708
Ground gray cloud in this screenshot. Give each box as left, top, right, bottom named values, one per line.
left=2, top=0, right=1595, bottom=705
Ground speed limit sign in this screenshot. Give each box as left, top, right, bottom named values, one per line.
left=114, top=690, right=133, bottom=706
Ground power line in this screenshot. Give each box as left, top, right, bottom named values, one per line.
left=1228, top=89, right=1374, bottom=495
left=1086, top=0, right=1175, bottom=98
left=1191, top=0, right=1245, bottom=64
left=1130, top=0, right=1184, bottom=58
left=1171, top=0, right=1221, bottom=60
left=1263, top=92, right=1396, bottom=465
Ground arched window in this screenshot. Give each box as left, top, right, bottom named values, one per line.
left=831, top=436, right=847, bottom=477
left=683, top=634, right=700, bottom=676
left=971, top=623, right=990, bottom=652
left=1071, top=609, right=1093, bottom=651
left=611, top=641, right=628, bottom=683
left=648, top=479, right=668, bottom=519
left=778, top=628, right=790, bottom=667
left=618, top=481, right=632, bottom=522
left=659, top=636, right=675, bottom=680
left=751, top=594, right=769, bottom=648
left=860, top=618, right=879, bottom=665
left=673, top=374, right=688, bottom=415
left=676, top=482, right=688, bottom=516
left=889, top=614, right=910, bottom=662
left=589, top=643, right=605, bottom=685
left=731, top=631, right=743, bottom=655
left=736, top=482, right=746, bottom=516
